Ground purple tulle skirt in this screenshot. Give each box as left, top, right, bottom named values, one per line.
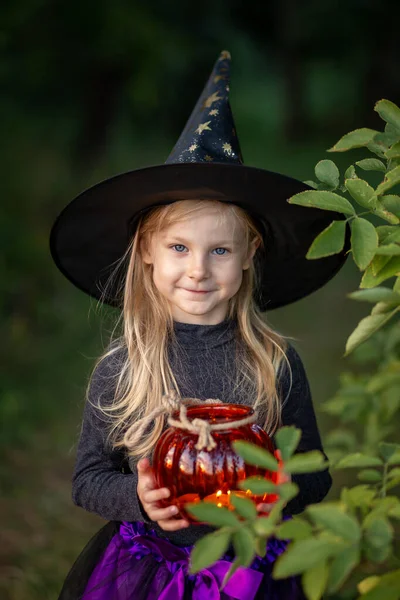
left=63, top=521, right=305, bottom=600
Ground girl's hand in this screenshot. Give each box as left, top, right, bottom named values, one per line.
left=256, top=450, right=291, bottom=514
left=137, top=458, right=190, bottom=532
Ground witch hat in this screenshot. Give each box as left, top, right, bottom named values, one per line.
left=50, top=50, right=349, bottom=311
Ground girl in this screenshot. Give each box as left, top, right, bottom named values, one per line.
left=51, top=51, right=348, bottom=599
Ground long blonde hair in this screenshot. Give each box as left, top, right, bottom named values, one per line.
left=88, top=199, right=292, bottom=459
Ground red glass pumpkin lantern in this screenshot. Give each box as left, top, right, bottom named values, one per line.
left=153, top=403, right=278, bottom=522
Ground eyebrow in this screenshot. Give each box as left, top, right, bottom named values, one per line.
left=163, top=236, right=239, bottom=247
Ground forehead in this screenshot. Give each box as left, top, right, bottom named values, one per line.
left=161, top=208, right=242, bottom=240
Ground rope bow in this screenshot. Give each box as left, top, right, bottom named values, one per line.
left=124, top=390, right=257, bottom=451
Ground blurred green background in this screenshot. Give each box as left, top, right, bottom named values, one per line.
left=2, top=1, right=400, bottom=598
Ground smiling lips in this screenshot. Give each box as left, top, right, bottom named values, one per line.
left=183, top=289, right=211, bottom=294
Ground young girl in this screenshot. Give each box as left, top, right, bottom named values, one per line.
left=51, top=51, right=348, bottom=600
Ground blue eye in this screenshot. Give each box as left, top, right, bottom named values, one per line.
left=170, top=245, right=229, bottom=255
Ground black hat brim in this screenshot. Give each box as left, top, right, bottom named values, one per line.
left=50, top=162, right=349, bottom=311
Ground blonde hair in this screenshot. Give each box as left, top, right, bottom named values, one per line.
left=89, top=199, right=292, bottom=459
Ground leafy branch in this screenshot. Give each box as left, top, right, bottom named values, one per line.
left=188, top=99, right=400, bottom=600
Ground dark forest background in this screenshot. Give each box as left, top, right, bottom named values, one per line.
left=2, top=1, right=400, bottom=598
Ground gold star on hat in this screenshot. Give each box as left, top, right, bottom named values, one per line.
left=195, top=121, right=212, bottom=135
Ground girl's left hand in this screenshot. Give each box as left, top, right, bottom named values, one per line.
left=256, top=450, right=291, bottom=514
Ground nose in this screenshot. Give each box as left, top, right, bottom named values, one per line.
left=187, top=253, right=209, bottom=280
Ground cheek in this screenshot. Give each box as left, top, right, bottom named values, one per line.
left=154, top=256, right=181, bottom=282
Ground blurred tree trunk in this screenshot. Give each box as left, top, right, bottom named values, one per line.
left=276, top=0, right=310, bottom=142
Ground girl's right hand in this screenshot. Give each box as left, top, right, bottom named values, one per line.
left=137, top=458, right=190, bottom=532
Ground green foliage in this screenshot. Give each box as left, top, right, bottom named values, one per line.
left=189, top=528, right=232, bottom=573
left=275, top=426, right=301, bottom=461
left=232, top=440, right=279, bottom=470
left=288, top=190, right=355, bottom=215
left=189, top=98, right=400, bottom=600
left=306, top=221, right=346, bottom=259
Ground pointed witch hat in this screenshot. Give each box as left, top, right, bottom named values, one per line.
left=50, top=50, right=349, bottom=311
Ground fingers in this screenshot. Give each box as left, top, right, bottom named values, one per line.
left=144, top=501, right=190, bottom=531
left=256, top=503, right=275, bottom=514
left=141, top=487, right=170, bottom=505
left=137, top=457, right=151, bottom=473
left=157, top=518, right=190, bottom=532
left=136, top=457, right=190, bottom=531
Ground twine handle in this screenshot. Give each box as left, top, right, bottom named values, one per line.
left=123, top=389, right=257, bottom=451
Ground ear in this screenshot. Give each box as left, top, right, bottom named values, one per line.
left=243, top=238, right=260, bottom=270
left=140, top=237, right=153, bottom=265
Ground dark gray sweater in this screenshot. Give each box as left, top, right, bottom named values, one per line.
left=72, top=318, right=332, bottom=546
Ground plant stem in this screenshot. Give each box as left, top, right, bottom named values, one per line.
left=380, top=462, right=389, bottom=498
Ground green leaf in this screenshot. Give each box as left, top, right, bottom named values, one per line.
left=364, top=517, right=393, bottom=552
left=276, top=482, right=299, bottom=502
left=288, top=190, right=355, bottom=215
left=233, top=441, right=279, bottom=471
left=220, top=558, right=242, bottom=590
left=185, top=502, right=241, bottom=527
left=371, top=300, right=400, bottom=315
left=275, top=426, right=302, bottom=461
left=239, top=477, right=277, bottom=495
left=375, top=99, right=400, bottom=131
left=373, top=131, right=400, bottom=153
left=345, top=165, right=357, bottom=179
left=255, top=537, right=267, bottom=557
left=381, top=194, right=400, bottom=216
left=372, top=207, right=400, bottom=224
left=189, top=528, right=232, bottom=573
left=232, top=526, right=256, bottom=567
left=273, top=538, right=344, bottom=579
left=303, top=180, right=318, bottom=189
left=360, top=256, right=400, bottom=288
left=379, top=442, right=400, bottom=462
left=315, top=160, right=340, bottom=188
left=328, top=128, right=379, bottom=152
left=275, top=517, right=313, bottom=541
left=376, top=165, right=400, bottom=195
left=348, top=287, right=400, bottom=303
left=350, top=218, right=379, bottom=270
left=356, top=158, right=386, bottom=172
left=388, top=467, right=400, bottom=479
left=327, top=545, right=360, bottom=593
left=306, top=220, right=346, bottom=259
left=335, top=453, right=383, bottom=469
left=230, top=494, right=257, bottom=520
left=358, top=571, right=400, bottom=600
left=341, top=485, right=377, bottom=510
left=307, top=503, right=361, bottom=542
left=267, top=499, right=286, bottom=525
left=388, top=503, right=400, bottom=519
left=385, top=142, right=400, bottom=159
left=302, top=559, right=329, bottom=600
left=358, top=575, right=381, bottom=595
left=376, top=225, right=400, bottom=244
left=388, top=451, right=400, bottom=465
left=367, top=140, right=387, bottom=159
left=357, top=469, right=382, bottom=483
left=345, top=309, right=400, bottom=354
left=284, top=451, right=328, bottom=474
left=253, top=516, right=277, bottom=537
left=345, top=178, right=377, bottom=209
left=374, top=243, right=400, bottom=255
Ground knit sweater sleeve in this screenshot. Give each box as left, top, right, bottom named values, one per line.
left=277, top=343, right=332, bottom=515
left=71, top=349, right=150, bottom=523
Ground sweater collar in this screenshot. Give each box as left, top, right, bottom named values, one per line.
left=172, top=317, right=237, bottom=349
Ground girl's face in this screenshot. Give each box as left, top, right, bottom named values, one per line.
left=141, top=207, right=259, bottom=325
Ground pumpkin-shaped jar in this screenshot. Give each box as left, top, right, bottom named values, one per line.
left=153, top=403, right=277, bottom=522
